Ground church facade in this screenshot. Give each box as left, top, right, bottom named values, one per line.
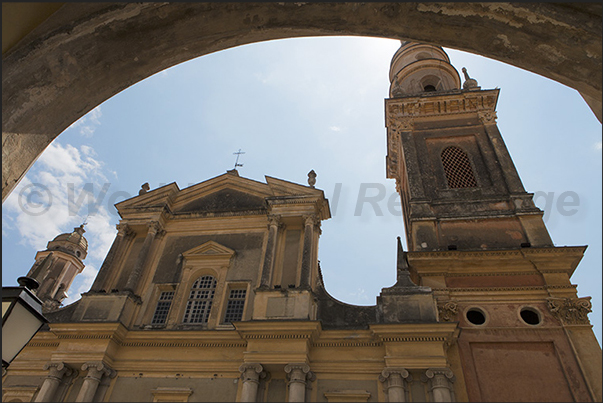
left=2, top=42, right=601, bottom=402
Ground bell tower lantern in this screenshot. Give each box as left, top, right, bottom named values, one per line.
left=386, top=41, right=552, bottom=251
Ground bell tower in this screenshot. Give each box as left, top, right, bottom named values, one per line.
left=386, top=41, right=552, bottom=252
left=26, top=224, right=88, bottom=311
left=384, top=42, right=601, bottom=402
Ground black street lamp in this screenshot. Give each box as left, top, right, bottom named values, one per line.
left=2, top=277, right=48, bottom=368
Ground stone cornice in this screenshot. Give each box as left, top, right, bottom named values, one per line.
left=408, top=246, right=586, bottom=259
left=235, top=320, right=322, bottom=341
left=312, top=341, right=382, bottom=348
left=49, top=322, right=128, bottom=344
left=120, top=341, right=247, bottom=348
left=422, top=271, right=538, bottom=277
left=25, top=341, right=60, bottom=348
left=370, top=322, right=458, bottom=342
left=170, top=209, right=267, bottom=219
left=432, top=285, right=576, bottom=293
left=385, top=89, right=499, bottom=121
left=407, top=247, right=586, bottom=278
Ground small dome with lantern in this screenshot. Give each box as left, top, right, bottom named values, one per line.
left=45, top=224, right=88, bottom=260
left=389, top=41, right=461, bottom=97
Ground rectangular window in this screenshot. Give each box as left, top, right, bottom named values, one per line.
left=223, top=289, right=247, bottom=323
left=151, top=291, right=174, bottom=325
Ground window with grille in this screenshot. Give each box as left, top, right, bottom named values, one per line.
left=223, top=289, right=247, bottom=323
left=182, top=275, right=216, bottom=324
left=151, top=291, right=174, bottom=325
left=441, top=146, right=478, bottom=188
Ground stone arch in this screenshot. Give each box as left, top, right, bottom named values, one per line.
left=2, top=3, right=601, bottom=201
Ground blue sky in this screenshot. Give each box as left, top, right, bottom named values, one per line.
left=2, top=37, right=601, bottom=343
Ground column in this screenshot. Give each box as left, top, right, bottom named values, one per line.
left=379, top=368, right=410, bottom=402
left=35, top=362, right=74, bottom=402
left=124, top=221, right=162, bottom=294
left=75, top=362, right=114, bottom=402
left=422, top=368, right=455, bottom=402
left=90, top=223, right=132, bottom=292
left=92, top=365, right=117, bottom=402
left=299, top=215, right=318, bottom=289
left=239, top=363, right=266, bottom=402
left=285, top=363, right=311, bottom=402
left=259, top=215, right=281, bottom=288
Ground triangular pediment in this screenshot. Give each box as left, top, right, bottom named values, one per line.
left=182, top=241, right=235, bottom=261
left=115, top=172, right=329, bottom=216
left=172, top=172, right=273, bottom=214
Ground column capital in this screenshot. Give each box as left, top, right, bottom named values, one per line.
left=284, top=363, right=311, bottom=375
left=147, top=220, right=164, bottom=236
left=302, top=214, right=320, bottom=227
left=116, top=223, right=133, bottom=237
left=421, top=367, right=456, bottom=391
left=239, top=363, right=266, bottom=384
left=43, top=361, right=74, bottom=379
left=285, top=363, right=311, bottom=385
left=267, top=214, right=283, bottom=229
left=81, top=361, right=115, bottom=380
left=379, top=367, right=410, bottom=383
left=423, top=367, right=454, bottom=381
left=547, top=297, right=592, bottom=325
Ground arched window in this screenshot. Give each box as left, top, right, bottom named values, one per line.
left=441, top=146, right=478, bottom=188
left=183, top=275, right=216, bottom=324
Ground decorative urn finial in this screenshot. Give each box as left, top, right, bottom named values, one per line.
left=462, top=67, right=481, bottom=90
left=307, top=170, right=317, bottom=188
left=138, top=182, right=150, bottom=195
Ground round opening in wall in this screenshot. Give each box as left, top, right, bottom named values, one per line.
left=466, top=308, right=486, bottom=325
left=520, top=308, right=541, bottom=325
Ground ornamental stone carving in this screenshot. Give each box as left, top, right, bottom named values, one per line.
left=388, top=117, right=414, bottom=132
left=147, top=221, right=165, bottom=237
left=547, top=297, right=592, bottom=325
left=421, top=368, right=455, bottom=402
left=239, top=363, right=266, bottom=383
left=35, top=362, right=77, bottom=402
left=302, top=214, right=320, bottom=228
left=239, top=363, right=267, bottom=402
left=379, top=368, right=411, bottom=402
left=76, top=362, right=115, bottom=402
left=285, top=364, right=312, bottom=403
left=116, top=223, right=134, bottom=237
left=477, top=110, right=497, bottom=125
left=267, top=214, right=283, bottom=229
left=437, top=301, right=458, bottom=322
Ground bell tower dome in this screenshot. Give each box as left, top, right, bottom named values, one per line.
left=389, top=41, right=461, bottom=97
left=26, top=224, right=88, bottom=311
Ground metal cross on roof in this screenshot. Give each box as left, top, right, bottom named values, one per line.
left=233, top=149, right=245, bottom=169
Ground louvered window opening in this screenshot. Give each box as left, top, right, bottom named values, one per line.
left=183, top=275, right=216, bottom=324
left=151, top=291, right=174, bottom=324
left=223, top=289, right=247, bottom=323
left=441, top=146, right=478, bottom=188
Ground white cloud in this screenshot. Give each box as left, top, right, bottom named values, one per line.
left=3, top=142, right=118, bottom=302
left=66, top=106, right=103, bottom=138
left=329, top=126, right=342, bottom=132
left=595, top=141, right=602, bottom=150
